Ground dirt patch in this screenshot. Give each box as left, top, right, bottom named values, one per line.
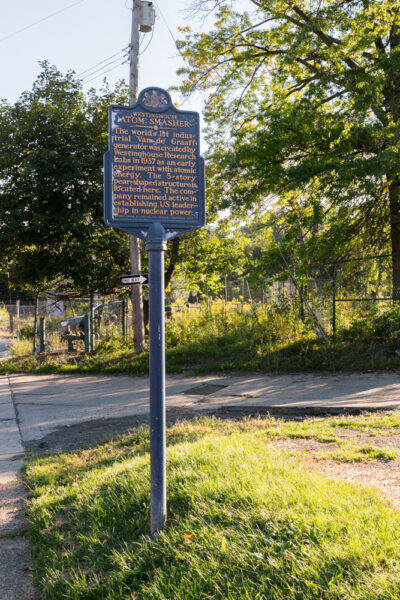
left=25, top=405, right=378, bottom=455
left=346, top=433, right=400, bottom=449
left=306, top=458, right=400, bottom=508
left=24, top=405, right=400, bottom=454
left=24, top=408, right=198, bottom=454
left=267, top=437, right=400, bottom=509
left=268, top=438, right=336, bottom=454
left=0, top=537, right=39, bottom=600
left=0, top=472, right=39, bottom=600
left=0, top=474, right=27, bottom=535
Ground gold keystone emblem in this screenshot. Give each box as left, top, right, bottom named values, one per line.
left=142, top=90, right=168, bottom=109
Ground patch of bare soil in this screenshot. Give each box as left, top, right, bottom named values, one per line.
left=332, top=427, right=400, bottom=444
left=268, top=438, right=337, bottom=454
left=307, top=459, right=400, bottom=508
left=24, top=408, right=198, bottom=454
left=0, top=474, right=26, bottom=534
left=268, top=437, right=400, bottom=509
left=341, top=432, right=400, bottom=449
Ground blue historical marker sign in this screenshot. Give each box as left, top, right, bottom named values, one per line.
left=104, top=87, right=206, bottom=536
left=104, top=87, right=205, bottom=240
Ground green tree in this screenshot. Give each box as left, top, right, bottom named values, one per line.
left=0, top=63, right=130, bottom=296
left=178, top=0, right=400, bottom=290
left=172, top=223, right=249, bottom=295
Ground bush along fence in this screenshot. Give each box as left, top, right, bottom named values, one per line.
left=220, top=253, right=400, bottom=336
left=1, top=253, right=399, bottom=353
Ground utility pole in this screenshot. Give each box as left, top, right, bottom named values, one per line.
left=129, top=0, right=145, bottom=354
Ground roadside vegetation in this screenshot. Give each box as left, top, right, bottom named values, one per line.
left=2, top=300, right=400, bottom=375
left=26, top=412, right=400, bottom=599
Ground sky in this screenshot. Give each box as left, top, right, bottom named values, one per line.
left=0, top=0, right=208, bottom=121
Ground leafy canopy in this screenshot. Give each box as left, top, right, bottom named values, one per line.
left=178, top=0, right=400, bottom=268
left=0, top=63, right=130, bottom=295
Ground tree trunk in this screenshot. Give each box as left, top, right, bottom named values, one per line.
left=165, top=238, right=180, bottom=289
left=388, top=175, right=400, bottom=298
left=143, top=238, right=180, bottom=331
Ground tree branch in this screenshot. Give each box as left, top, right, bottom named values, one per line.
left=286, top=1, right=360, bottom=71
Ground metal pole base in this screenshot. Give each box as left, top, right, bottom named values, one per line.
left=146, top=222, right=167, bottom=536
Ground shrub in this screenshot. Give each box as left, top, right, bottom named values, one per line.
left=165, top=299, right=309, bottom=350
left=10, top=337, right=33, bottom=357
left=18, top=324, right=35, bottom=339
left=0, top=306, right=8, bottom=322
left=341, top=304, right=400, bottom=343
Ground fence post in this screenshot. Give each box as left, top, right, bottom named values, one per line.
left=14, top=299, right=20, bottom=335
left=89, top=293, right=94, bottom=353
left=332, top=266, right=337, bottom=335
left=300, top=284, right=305, bottom=322
left=84, top=314, right=90, bottom=353
left=32, top=296, right=38, bottom=354
left=122, top=299, right=126, bottom=341
left=39, top=317, right=45, bottom=353
left=246, top=280, right=253, bottom=303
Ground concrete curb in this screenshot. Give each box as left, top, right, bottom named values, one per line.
left=0, top=375, right=24, bottom=465
left=0, top=375, right=38, bottom=599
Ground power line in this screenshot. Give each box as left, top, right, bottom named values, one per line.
left=80, top=55, right=128, bottom=81
left=0, top=0, right=85, bottom=44
left=77, top=47, right=129, bottom=77
left=139, top=29, right=154, bottom=55
left=79, top=51, right=129, bottom=81
left=83, top=60, right=128, bottom=85
left=152, top=0, right=186, bottom=63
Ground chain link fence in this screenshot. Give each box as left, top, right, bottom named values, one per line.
left=179, top=253, right=400, bottom=336
left=1, top=253, right=399, bottom=352
left=0, top=295, right=133, bottom=354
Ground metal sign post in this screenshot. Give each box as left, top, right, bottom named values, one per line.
left=147, top=222, right=167, bottom=532
left=104, top=87, right=205, bottom=536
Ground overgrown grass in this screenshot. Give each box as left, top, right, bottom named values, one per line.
left=3, top=301, right=400, bottom=374
left=9, top=336, right=32, bottom=357
left=26, top=416, right=400, bottom=600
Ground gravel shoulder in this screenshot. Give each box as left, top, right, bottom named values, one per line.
left=0, top=368, right=39, bottom=600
